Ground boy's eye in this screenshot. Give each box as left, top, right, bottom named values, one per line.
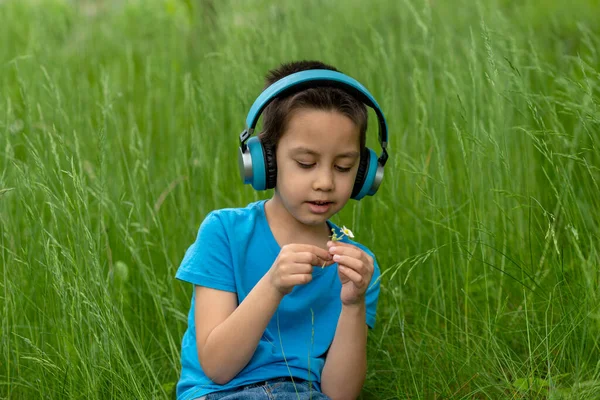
left=296, top=161, right=315, bottom=169
left=296, top=161, right=353, bottom=172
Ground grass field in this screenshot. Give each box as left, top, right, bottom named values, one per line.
left=1, top=0, right=600, bottom=398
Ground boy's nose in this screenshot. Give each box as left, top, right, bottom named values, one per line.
left=313, top=170, right=334, bottom=191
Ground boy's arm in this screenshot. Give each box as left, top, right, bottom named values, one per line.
left=195, top=243, right=332, bottom=385
left=320, top=301, right=368, bottom=400
left=196, top=274, right=284, bottom=385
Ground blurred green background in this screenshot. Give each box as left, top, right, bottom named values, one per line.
left=1, top=0, right=600, bottom=398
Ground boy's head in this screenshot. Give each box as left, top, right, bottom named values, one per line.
left=258, top=60, right=369, bottom=226
left=258, top=60, right=368, bottom=153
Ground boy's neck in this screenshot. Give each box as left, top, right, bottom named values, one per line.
left=264, top=197, right=331, bottom=249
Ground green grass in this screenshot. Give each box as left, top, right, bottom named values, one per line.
left=1, top=0, right=600, bottom=398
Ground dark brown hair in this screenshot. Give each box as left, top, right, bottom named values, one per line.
left=257, top=60, right=368, bottom=152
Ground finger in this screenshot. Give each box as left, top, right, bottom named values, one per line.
left=294, top=263, right=315, bottom=274
left=283, top=273, right=312, bottom=286
left=296, top=251, right=332, bottom=266
left=316, top=253, right=335, bottom=266
left=328, top=244, right=362, bottom=260
left=327, top=241, right=359, bottom=249
left=318, top=258, right=335, bottom=268
left=329, top=244, right=374, bottom=268
left=332, top=254, right=364, bottom=273
left=291, top=261, right=332, bottom=273
left=338, top=265, right=365, bottom=287
left=292, top=244, right=332, bottom=262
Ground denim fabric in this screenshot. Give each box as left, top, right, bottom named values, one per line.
left=198, top=378, right=331, bottom=400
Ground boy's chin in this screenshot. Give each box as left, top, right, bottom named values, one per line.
left=299, top=215, right=329, bottom=225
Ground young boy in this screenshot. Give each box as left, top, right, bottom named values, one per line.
left=175, top=60, right=387, bottom=399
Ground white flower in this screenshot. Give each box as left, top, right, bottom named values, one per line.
left=341, top=226, right=354, bottom=239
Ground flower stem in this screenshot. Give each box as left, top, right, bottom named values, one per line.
left=321, top=230, right=345, bottom=268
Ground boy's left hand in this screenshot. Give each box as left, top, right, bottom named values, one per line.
left=328, top=241, right=374, bottom=307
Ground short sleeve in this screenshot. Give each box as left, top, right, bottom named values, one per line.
left=175, top=211, right=236, bottom=293
left=365, top=255, right=381, bottom=330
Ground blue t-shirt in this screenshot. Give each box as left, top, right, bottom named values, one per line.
left=175, top=200, right=381, bottom=399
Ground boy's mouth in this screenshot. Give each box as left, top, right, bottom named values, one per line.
left=307, top=200, right=333, bottom=206
left=306, top=200, right=334, bottom=214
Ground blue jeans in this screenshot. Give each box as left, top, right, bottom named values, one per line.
left=199, top=377, right=331, bottom=399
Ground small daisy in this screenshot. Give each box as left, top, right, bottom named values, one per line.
left=321, top=225, right=356, bottom=268
left=341, top=226, right=354, bottom=239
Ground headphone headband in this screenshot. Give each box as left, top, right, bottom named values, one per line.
left=239, top=69, right=388, bottom=166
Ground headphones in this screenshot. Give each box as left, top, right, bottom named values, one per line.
left=238, top=69, right=389, bottom=200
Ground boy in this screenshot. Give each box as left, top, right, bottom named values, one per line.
left=175, top=60, right=387, bottom=399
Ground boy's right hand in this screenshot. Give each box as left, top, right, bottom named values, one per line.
left=267, top=244, right=334, bottom=296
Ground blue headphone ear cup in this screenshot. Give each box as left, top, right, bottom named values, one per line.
left=246, top=136, right=267, bottom=190
left=351, top=147, right=381, bottom=200
left=263, top=144, right=277, bottom=189
left=351, top=148, right=370, bottom=199
left=242, top=136, right=277, bottom=191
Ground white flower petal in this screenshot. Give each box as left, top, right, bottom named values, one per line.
left=341, top=226, right=354, bottom=238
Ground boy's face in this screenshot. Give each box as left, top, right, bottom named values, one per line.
left=274, top=108, right=361, bottom=226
